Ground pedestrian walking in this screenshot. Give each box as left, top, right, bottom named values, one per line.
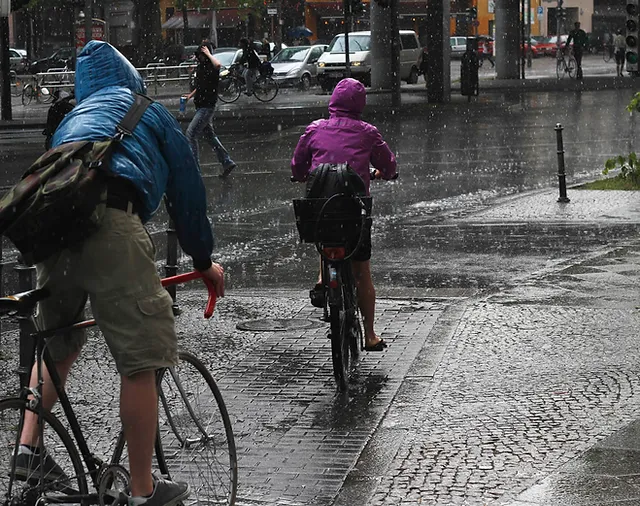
left=238, top=38, right=261, bottom=96
left=184, top=41, right=237, bottom=178
left=567, top=21, right=588, bottom=79
left=12, top=40, right=225, bottom=506
left=614, top=29, right=626, bottom=76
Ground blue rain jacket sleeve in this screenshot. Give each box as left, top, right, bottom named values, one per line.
left=157, top=106, right=214, bottom=271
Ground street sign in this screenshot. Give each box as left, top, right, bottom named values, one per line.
left=0, top=0, right=10, bottom=18
left=537, top=6, right=544, bottom=19
left=267, top=8, right=278, bottom=15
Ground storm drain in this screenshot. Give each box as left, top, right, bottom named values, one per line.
left=236, top=318, right=325, bottom=332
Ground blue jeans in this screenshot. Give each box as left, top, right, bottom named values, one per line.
left=186, top=107, right=234, bottom=169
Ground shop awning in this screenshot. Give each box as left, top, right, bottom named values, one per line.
left=162, top=10, right=242, bottom=30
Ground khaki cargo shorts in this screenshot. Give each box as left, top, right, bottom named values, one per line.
left=35, top=208, right=178, bottom=377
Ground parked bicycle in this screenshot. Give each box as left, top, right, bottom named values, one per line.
left=0, top=271, right=237, bottom=506
left=217, top=63, right=278, bottom=104
left=10, top=71, right=23, bottom=97
left=556, top=48, right=577, bottom=79
left=21, top=75, right=53, bottom=106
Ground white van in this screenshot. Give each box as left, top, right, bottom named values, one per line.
left=316, top=30, right=421, bottom=91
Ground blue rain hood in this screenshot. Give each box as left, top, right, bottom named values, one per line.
left=74, top=40, right=146, bottom=103
left=51, top=42, right=214, bottom=269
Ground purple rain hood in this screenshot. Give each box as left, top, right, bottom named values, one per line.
left=291, top=78, right=397, bottom=194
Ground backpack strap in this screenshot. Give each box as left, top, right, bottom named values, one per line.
left=308, top=163, right=329, bottom=198
left=116, top=94, right=153, bottom=139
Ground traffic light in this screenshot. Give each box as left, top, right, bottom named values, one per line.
left=468, top=6, right=478, bottom=19
left=626, top=0, right=639, bottom=73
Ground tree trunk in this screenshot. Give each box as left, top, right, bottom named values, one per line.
left=132, top=0, right=162, bottom=65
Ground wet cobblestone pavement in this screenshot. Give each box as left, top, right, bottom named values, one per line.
left=0, top=188, right=639, bottom=506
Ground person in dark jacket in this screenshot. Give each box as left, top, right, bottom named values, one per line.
left=15, top=41, right=225, bottom=506
left=567, top=21, right=588, bottom=79
left=239, top=37, right=262, bottom=95
left=184, top=41, right=236, bottom=178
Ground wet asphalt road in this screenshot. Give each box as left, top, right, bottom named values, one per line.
left=0, top=85, right=636, bottom=293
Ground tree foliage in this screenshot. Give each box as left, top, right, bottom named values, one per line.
left=603, top=92, right=640, bottom=185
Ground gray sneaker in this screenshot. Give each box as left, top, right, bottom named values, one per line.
left=128, top=477, right=190, bottom=506
left=11, top=450, right=71, bottom=489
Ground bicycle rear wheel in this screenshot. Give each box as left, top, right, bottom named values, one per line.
left=603, top=45, right=612, bottom=62
left=217, top=77, right=241, bottom=103
left=555, top=59, right=564, bottom=79
left=328, top=265, right=351, bottom=392
left=253, top=76, right=278, bottom=102
left=157, top=351, right=237, bottom=505
left=0, top=397, right=89, bottom=506
left=568, top=57, right=577, bottom=79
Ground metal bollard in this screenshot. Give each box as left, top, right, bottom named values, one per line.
left=555, top=123, right=571, bottom=203
left=154, top=69, right=159, bottom=96
left=165, top=217, right=181, bottom=315
left=14, top=261, right=36, bottom=389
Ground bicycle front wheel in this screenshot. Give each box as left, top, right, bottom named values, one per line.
left=568, top=57, right=577, bottom=79
left=556, top=58, right=565, bottom=79
left=157, top=351, right=237, bottom=506
left=342, top=264, right=362, bottom=362
left=603, top=46, right=612, bottom=62
left=0, top=397, right=89, bottom=506
left=253, top=76, right=278, bottom=102
left=217, top=76, right=241, bottom=103
left=21, top=84, right=33, bottom=106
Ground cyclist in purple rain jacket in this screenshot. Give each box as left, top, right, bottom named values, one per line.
left=291, top=77, right=397, bottom=352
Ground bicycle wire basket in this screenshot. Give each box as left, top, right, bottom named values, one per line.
left=292, top=194, right=373, bottom=248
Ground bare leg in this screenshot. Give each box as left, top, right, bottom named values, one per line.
left=120, top=370, right=156, bottom=497
left=351, top=260, right=382, bottom=348
left=20, top=351, right=80, bottom=446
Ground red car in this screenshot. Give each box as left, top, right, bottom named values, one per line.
left=531, top=36, right=555, bottom=56
left=522, top=41, right=540, bottom=57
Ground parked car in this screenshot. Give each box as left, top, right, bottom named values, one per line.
left=317, top=30, right=421, bottom=91
left=547, top=35, right=569, bottom=57
left=215, top=49, right=242, bottom=69
left=30, top=47, right=75, bottom=73
left=7, top=48, right=29, bottom=72
left=270, top=44, right=327, bottom=90
left=450, top=36, right=468, bottom=58
left=531, top=36, right=555, bottom=56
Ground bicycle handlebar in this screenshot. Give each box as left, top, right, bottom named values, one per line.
left=161, top=271, right=217, bottom=319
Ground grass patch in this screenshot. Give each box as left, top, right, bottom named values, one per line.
left=577, top=177, right=640, bottom=190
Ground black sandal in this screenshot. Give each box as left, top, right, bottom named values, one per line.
left=364, top=339, right=387, bottom=352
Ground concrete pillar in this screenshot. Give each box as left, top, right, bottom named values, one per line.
left=425, top=0, right=450, bottom=102
left=370, top=1, right=393, bottom=89
left=495, top=0, right=520, bottom=78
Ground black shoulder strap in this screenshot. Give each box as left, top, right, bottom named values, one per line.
left=308, top=163, right=329, bottom=198
left=116, top=94, right=153, bottom=138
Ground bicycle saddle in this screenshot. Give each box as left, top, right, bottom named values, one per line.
left=0, top=288, right=50, bottom=316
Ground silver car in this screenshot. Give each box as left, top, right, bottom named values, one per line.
left=270, top=45, right=327, bottom=90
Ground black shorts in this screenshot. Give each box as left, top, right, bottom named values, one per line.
left=351, top=222, right=372, bottom=262
left=616, top=49, right=625, bottom=65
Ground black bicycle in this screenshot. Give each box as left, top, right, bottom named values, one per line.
left=292, top=170, right=374, bottom=392
left=0, top=271, right=237, bottom=506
